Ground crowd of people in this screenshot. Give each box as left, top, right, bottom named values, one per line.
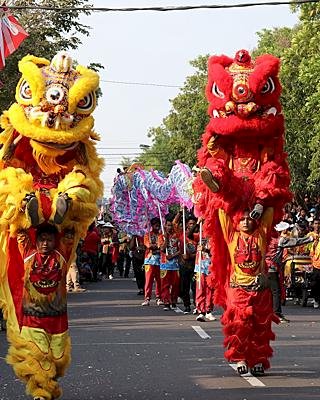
left=59, top=196, right=320, bottom=322
left=3, top=197, right=320, bottom=333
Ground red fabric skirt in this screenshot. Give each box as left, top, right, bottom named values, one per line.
left=221, top=286, right=278, bottom=369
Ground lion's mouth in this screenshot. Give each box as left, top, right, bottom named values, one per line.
left=212, top=105, right=279, bottom=119
left=33, top=140, right=79, bottom=151
left=33, top=279, right=59, bottom=289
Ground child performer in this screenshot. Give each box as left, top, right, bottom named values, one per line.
left=158, top=216, right=181, bottom=310
left=194, top=238, right=216, bottom=321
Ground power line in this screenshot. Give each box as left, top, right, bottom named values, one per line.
left=100, top=79, right=180, bottom=88
left=5, top=1, right=320, bottom=12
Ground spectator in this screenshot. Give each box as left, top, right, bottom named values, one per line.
left=81, top=222, right=101, bottom=281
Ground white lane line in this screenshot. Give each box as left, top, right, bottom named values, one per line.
left=174, top=307, right=184, bottom=313
left=229, top=364, right=265, bottom=387
left=192, top=325, right=211, bottom=339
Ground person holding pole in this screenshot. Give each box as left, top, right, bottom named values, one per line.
left=141, top=217, right=162, bottom=306
left=180, top=215, right=199, bottom=314
left=194, top=236, right=216, bottom=321
left=158, top=215, right=181, bottom=310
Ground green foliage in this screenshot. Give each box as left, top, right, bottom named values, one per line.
left=253, top=4, right=320, bottom=197
left=0, top=0, right=93, bottom=111
left=139, top=4, right=320, bottom=200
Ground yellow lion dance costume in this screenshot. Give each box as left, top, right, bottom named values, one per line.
left=0, top=52, right=103, bottom=399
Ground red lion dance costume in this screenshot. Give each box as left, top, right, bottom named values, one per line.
left=193, top=50, right=291, bottom=374
left=0, top=52, right=103, bottom=399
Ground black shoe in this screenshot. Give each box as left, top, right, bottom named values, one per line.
left=26, top=193, right=39, bottom=226
left=137, top=290, right=144, bottom=295
left=163, top=304, right=171, bottom=311
left=53, top=193, right=71, bottom=224
left=184, top=306, right=191, bottom=314
left=279, top=315, right=290, bottom=323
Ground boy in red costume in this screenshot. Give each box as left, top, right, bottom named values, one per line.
left=10, top=224, right=74, bottom=400
left=219, top=208, right=276, bottom=376
left=142, top=217, right=162, bottom=306
left=158, top=217, right=181, bottom=310
left=194, top=238, right=216, bottom=322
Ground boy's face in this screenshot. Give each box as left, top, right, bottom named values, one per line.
left=165, top=221, right=173, bottom=234
left=36, top=232, right=56, bottom=255
left=186, top=219, right=196, bottom=231
left=239, top=212, right=255, bottom=234
left=152, top=222, right=160, bottom=233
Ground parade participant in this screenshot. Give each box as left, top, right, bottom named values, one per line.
left=219, top=208, right=276, bottom=376
left=0, top=52, right=103, bottom=399
left=266, top=221, right=313, bottom=322
left=118, top=231, right=131, bottom=278
left=284, top=220, right=312, bottom=304
left=66, top=254, right=86, bottom=293
left=310, top=220, right=320, bottom=308
left=180, top=216, right=198, bottom=314
left=194, top=238, right=216, bottom=321
left=142, top=217, right=162, bottom=306
left=100, top=222, right=119, bottom=279
left=129, top=235, right=145, bottom=295
left=10, top=224, right=74, bottom=400
left=81, top=222, right=101, bottom=281
left=158, top=216, right=181, bottom=310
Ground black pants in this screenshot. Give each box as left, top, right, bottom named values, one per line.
left=310, top=268, right=320, bottom=302
left=268, top=271, right=282, bottom=316
left=132, top=257, right=145, bottom=290
left=180, top=265, right=195, bottom=307
left=101, top=253, right=114, bottom=277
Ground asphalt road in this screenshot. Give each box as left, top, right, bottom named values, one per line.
left=1, top=276, right=320, bottom=400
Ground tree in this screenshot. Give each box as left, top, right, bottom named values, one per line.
left=253, top=4, right=320, bottom=199
left=0, top=0, right=93, bottom=110
left=138, top=55, right=208, bottom=173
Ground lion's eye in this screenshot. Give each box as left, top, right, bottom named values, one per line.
left=46, top=85, right=65, bottom=105
left=212, top=82, right=224, bottom=98
left=261, top=77, right=275, bottom=94
left=19, top=80, right=32, bottom=100
left=77, top=92, right=95, bottom=112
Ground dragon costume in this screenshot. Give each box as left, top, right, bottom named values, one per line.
left=0, top=52, right=103, bottom=399
left=193, top=50, right=291, bottom=373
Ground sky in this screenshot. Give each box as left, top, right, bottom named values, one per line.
left=70, top=0, right=299, bottom=198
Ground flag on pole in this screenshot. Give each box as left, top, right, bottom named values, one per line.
left=0, top=4, right=28, bottom=69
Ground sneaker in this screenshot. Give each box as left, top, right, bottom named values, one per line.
left=196, top=313, right=206, bottom=322
left=163, top=304, right=171, bottom=311
left=279, top=315, right=290, bottom=323
left=141, top=299, right=150, bottom=306
left=156, top=298, right=163, bottom=306
left=192, top=308, right=198, bottom=315
left=137, top=290, right=144, bottom=295
left=108, top=275, right=114, bottom=280
left=205, top=312, right=216, bottom=321
left=171, top=303, right=177, bottom=310
left=184, top=306, right=191, bottom=314
left=73, top=287, right=86, bottom=293
left=314, top=300, right=319, bottom=309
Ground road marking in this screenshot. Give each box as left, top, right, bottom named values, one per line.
left=192, top=325, right=211, bottom=339
left=229, top=364, right=265, bottom=387
left=174, top=307, right=184, bottom=313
